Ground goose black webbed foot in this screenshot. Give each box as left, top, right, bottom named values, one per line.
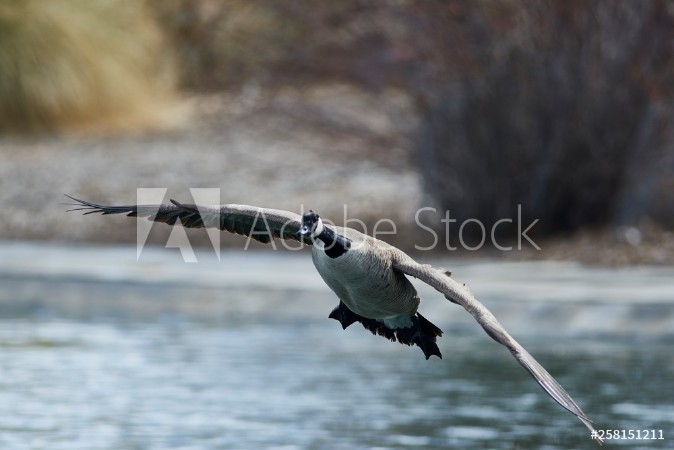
left=328, top=301, right=359, bottom=329
left=396, top=313, right=443, bottom=360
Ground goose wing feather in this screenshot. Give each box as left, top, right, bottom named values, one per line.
left=65, top=195, right=311, bottom=245
left=391, top=250, right=602, bottom=444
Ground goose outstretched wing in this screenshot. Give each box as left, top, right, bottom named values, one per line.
left=391, top=251, right=602, bottom=444
left=65, top=195, right=312, bottom=245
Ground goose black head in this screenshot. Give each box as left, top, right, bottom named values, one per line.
left=298, top=210, right=323, bottom=238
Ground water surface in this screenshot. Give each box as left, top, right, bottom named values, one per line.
left=0, top=242, right=672, bottom=449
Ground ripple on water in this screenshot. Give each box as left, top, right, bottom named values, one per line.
left=0, top=314, right=672, bottom=450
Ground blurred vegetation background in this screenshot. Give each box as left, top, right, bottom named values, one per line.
left=2, top=0, right=673, bottom=246
left=0, top=0, right=180, bottom=133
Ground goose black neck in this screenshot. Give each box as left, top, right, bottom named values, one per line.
left=317, top=227, right=351, bottom=258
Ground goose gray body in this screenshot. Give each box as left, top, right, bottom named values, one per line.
left=311, top=227, right=419, bottom=328
left=65, top=195, right=603, bottom=444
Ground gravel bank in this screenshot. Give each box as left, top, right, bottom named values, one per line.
left=1, top=86, right=423, bottom=246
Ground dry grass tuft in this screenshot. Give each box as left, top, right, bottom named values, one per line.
left=0, top=0, right=186, bottom=134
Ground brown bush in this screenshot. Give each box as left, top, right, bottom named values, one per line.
left=402, top=1, right=674, bottom=234
left=233, top=0, right=674, bottom=233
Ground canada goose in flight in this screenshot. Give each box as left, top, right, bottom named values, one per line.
left=66, top=195, right=602, bottom=443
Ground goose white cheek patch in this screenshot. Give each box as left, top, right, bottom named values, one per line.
left=311, top=218, right=324, bottom=238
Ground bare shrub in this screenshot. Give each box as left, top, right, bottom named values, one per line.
left=200, top=0, right=674, bottom=233
left=401, top=1, right=674, bottom=233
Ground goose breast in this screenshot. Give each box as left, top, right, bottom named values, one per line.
left=311, top=227, right=420, bottom=320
